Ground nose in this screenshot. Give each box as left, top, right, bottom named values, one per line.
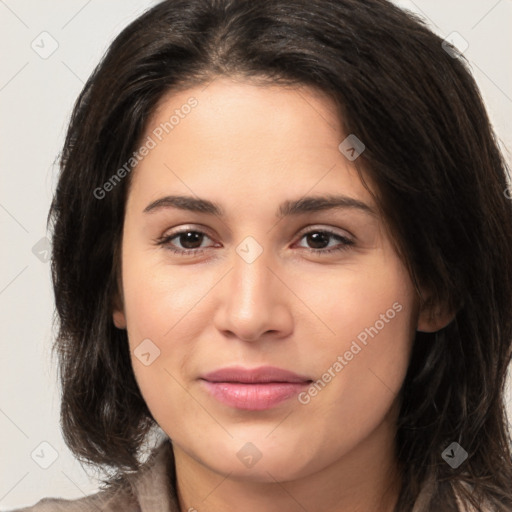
left=213, top=246, right=293, bottom=342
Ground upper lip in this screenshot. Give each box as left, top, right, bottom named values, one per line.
left=200, top=366, right=313, bottom=384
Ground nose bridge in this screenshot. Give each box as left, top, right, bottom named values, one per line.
left=214, top=234, right=287, bottom=341
left=230, top=237, right=274, bottom=311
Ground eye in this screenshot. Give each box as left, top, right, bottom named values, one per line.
left=155, top=229, right=215, bottom=256
left=294, top=228, right=354, bottom=255
left=155, top=227, right=354, bottom=256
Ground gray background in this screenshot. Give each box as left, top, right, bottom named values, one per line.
left=1, top=0, right=511, bottom=509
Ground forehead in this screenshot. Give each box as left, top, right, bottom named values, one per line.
left=128, top=78, right=376, bottom=214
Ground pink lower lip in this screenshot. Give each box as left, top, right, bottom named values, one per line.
left=200, top=380, right=310, bottom=410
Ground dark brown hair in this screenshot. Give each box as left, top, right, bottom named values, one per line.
left=49, top=0, right=512, bottom=510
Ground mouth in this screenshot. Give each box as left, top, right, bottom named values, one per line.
left=199, top=366, right=313, bottom=410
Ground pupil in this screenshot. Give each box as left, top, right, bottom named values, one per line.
left=181, top=232, right=202, bottom=249
left=308, top=232, right=329, bottom=249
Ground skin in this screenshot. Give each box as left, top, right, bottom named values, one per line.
left=113, top=77, right=453, bottom=512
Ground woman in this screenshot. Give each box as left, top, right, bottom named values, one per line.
left=12, top=0, right=512, bottom=511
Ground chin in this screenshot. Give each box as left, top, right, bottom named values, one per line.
left=196, top=436, right=313, bottom=483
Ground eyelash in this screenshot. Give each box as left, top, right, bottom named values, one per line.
left=155, top=228, right=355, bottom=257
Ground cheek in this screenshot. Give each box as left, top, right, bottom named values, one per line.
left=290, top=251, right=417, bottom=369
left=121, top=247, right=206, bottom=342
left=120, top=245, right=216, bottom=412
left=295, top=255, right=417, bottom=437
left=121, top=262, right=198, bottom=430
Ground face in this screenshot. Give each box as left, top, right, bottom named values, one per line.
left=113, top=78, right=445, bottom=483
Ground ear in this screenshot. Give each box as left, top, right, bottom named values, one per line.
left=113, top=306, right=127, bottom=330
left=111, top=280, right=127, bottom=330
left=416, top=289, right=456, bottom=333
left=111, top=246, right=127, bottom=329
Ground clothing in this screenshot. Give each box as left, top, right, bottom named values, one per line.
left=9, top=438, right=493, bottom=512
left=9, top=438, right=180, bottom=512
left=412, top=472, right=486, bottom=512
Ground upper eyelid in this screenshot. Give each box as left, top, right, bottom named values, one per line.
left=297, top=225, right=354, bottom=239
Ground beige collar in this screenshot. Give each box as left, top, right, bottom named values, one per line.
left=124, top=437, right=180, bottom=512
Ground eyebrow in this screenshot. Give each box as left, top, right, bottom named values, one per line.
left=143, top=194, right=377, bottom=218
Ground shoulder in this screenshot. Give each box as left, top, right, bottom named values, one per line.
left=453, top=481, right=496, bottom=512
left=6, top=484, right=137, bottom=512
left=8, top=437, right=178, bottom=512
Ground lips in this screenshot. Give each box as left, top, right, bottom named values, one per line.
left=200, top=365, right=313, bottom=384
left=199, top=366, right=313, bottom=410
